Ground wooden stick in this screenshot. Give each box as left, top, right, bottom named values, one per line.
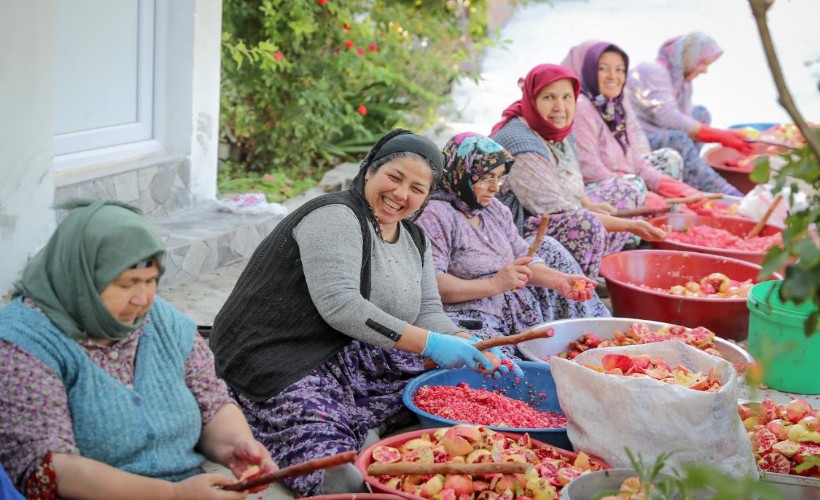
left=526, top=215, right=550, bottom=257
left=423, top=325, right=554, bottom=369
left=367, top=461, right=532, bottom=476
left=611, top=206, right=671, bottom=218
left=746, top=194, right=783, bottom=239
left=221, top=451, right=357, bottom=491
left=663, top=193, right=724, bottom=205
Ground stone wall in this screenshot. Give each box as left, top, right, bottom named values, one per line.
left=54, top=158, right=193, bottom=219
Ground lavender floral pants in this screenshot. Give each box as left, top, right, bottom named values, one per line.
left=645, top=105, right=742, bottom=196
left=523, top=176, right=644, bottom=279
left=446, top=236, right=611, bottom=358
left=232, top=342, right=425, bottom=495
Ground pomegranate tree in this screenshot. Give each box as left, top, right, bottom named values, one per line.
left=370, top=425, right=606, bottom=498
left=739, top=398, right=820, bottom=476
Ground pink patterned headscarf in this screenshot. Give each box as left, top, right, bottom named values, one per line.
left=656, top=32, right=723, bottom=113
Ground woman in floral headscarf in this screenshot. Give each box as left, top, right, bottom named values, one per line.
left=415, top=132, right=610, bottom=356
left=627, top=32, right=751, bottom=195
left=490, top=64, right=667, bottom=279
left=562, top=39, right=710, bottom=206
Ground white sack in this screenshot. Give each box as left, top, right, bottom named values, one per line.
left=550, top=340, right=758, bottom=479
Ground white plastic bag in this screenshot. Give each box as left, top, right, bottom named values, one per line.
left=738, top=184, right=807, bottom=229
left=550, top=341, right=758, bottom=479
left=214, top=192, right=288, bottom=216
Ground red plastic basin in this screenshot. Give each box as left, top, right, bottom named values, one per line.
left=646, top=214, right=781, bottom=266
left=355, top=428, right=610, bottom=498
left=703, top=144, right=768, bottom=194
left=598, top=250, right=780, bottom=341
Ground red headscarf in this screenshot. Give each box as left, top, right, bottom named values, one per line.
left=490, top=64, right=580, bottom=142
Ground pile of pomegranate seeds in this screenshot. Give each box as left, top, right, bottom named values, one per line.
left=413, top=383, right=567, bottom=429
left=667, top=225, right=781, bottom=252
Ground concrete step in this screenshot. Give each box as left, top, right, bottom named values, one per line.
left=152, top=187, right=326, bottom=286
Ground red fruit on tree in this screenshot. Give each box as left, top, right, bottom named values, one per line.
left=273, top=51, right=283, bottom=61
left=316, top=0, right=327, bottom=5
left=369, top=43, right=378, bottom=52
left=357, top=104, right=367, bottom=116
left=344, top=40, right=354, bottom=49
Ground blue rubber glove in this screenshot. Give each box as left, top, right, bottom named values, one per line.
left=468, top=336, right=526, bottom=380
left=422, top=332, right=494, bottom=372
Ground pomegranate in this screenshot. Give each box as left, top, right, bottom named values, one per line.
left=765, top=419, right=790, bottom=441
left=443, top=475, right=473, bottom=495
left=784, top=399, right=813, bottom=424
left=758, top=452, right=791, bottom=474
left=478, top=351, right=502, bottom=375
left=754, top=428, right=778, bottom=454
left=371, top=445, right=402, bottom=464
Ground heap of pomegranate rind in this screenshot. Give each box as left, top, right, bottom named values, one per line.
left=739, top=398, right=820, bottom=476
left=598, top=476, right=655, bottom=500
left=636, top=272, right=753, bottom=299
left=558, top=322, right=722, bottom=361
left=581, top=353, right=723, bottom=392
left=370, top=424, right=604, bottom=499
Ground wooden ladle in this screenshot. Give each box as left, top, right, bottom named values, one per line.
left=221, top=450, right=357, bottom=491
left=423, top=325, right=555, bottom=370
left=745, top=194, right=783, bottom=239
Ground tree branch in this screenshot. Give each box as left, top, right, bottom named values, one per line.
left=748, top=0, right=820, bottom=160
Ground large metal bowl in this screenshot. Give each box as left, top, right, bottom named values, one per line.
left=517, top=317, right=752, bottom=366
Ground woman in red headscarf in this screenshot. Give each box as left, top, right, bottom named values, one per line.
left=491, top=64, right=667, bottom=279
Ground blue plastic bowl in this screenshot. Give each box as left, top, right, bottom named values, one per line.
left=729, top=122, right=777, bottom=131
left=402, top=361, right=571, bottom=450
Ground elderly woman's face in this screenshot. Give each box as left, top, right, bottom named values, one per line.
left=100, top=263, right=159, bottom=325
left=598, top=51, right=627, bottom=99
left=472, top=165, right=507, bottom=208
left=535, top=79, right=576, bottom=128
left=364, top=157, right=433, bottom=231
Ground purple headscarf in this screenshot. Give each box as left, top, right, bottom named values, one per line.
left=564, top=41, right=631, bottom=153
left=656, top=32, right=723, bottom=113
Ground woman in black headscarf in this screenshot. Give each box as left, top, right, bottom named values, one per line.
left=210, top=129, right=520, bottom=495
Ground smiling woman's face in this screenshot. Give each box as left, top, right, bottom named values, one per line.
left=598, top=50, right=627, bottom=99
left=364, top=156, right=433, bottom=232
left=535, top=78, right=576, bottom=128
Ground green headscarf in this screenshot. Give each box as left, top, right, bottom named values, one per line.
left=14, top=199, right=166, bottom=340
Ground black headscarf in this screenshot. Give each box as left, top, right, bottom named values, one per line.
left=350, top=129, right=445, bottom=235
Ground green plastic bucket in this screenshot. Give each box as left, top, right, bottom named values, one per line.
left=747, top=280, right=820, bottom=394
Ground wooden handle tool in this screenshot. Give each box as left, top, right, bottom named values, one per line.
left=368, top=461, right=532, bottom=476
left=526, top=215, right=550, bottom=257
left=423, top=325, right=555, bottom=369
left=663, top=192, right=724, bottom=205
left=611, top=206, right=671, bottom=218
left=221, top=451, right=357, bottom=491
left=745, top=194, right=783, bottom=239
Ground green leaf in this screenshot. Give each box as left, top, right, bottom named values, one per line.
left=759, top=245, right=788, bottom=279
left=805, top=312, right=818, bottom=337
left=750, top=156, right=771, bottom=184
left=781, top=265, right=814, bottom=303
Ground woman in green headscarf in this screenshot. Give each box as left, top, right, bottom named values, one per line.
left=0, top=200, right=276, bottom=499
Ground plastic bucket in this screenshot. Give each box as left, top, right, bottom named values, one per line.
left=747, top=280, right=820, bottom=394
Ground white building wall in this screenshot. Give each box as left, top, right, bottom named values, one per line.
left=0, top=1, right=56, bottom=297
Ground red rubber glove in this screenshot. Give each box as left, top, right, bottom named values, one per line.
left=695, top=125, right=755, bottom=155
left=656, top=177, right=702, bottom=199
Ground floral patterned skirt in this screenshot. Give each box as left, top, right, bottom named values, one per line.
left=232, top=341, right=426, bottom=495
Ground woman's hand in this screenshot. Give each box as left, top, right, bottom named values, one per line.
left=172, top=473, right=247, bottom=500
left=582, top=197, right=616, bottom=215
left=225, top=438, right=278, bottom=479
left=628, top=220, right=668, bottom=241
left=492, top=257, right=534, bottom=293
left=551, top=274, right=597, bottom=301
left=422, top=332, right=494, bottom=372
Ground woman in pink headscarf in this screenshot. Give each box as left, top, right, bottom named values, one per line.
left=490, top=64, right=667, bottom=279
left=561, top=40, right=707, bottom=207
left=627, top=32, right=751, bottom=195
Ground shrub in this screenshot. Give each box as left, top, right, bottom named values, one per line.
left=220, top=0, right=494, bottom=189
